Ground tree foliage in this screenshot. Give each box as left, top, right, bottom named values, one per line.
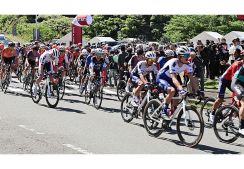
left=1, top=15, right=244, bottom=43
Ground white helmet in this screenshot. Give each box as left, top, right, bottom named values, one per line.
left=95, top=48, right=104, bottom=55
left=51, top=48, right=60, bottom=59
left=81, top=49, right=88, bottom=55
left=145, top=51, right=156, bottom=59
left=176, top=46, right=190, bottom=56
left=164, top=49, right=175, bottom=58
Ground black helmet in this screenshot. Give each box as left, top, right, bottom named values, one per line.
left=8, top=41, right=15, bottom=47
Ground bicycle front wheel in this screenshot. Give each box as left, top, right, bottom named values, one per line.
left=45, top=84, right=59, bottom=108
left=94, top=87, right=103, bottom=109
left=117, top=80, right=126, bottom=101
left=143, top=99, right=164, bottom=137
left=177, top=105, right=204, bottom=147
left=30, top=82, right=42, bottom=104
left=120, top=92, right=134, bottom=123
left=213, top=105, right=239, bottom=143
left=59, top=80, right=65, bottom=100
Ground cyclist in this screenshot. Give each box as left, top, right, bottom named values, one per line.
left=208, top=54, right=244, bottom=125
left=156, top=46, right=196, bottom=119
left=0, top=42, right=17, bottom=83
left=231, top=65, right=244, bottom=135
left=56, top=46, right=69, bottom=79
left=77, top=49, right=88, bottom=84
left=87, top=48, right=107, bottom=92
left=32, top=48, right=60, bottom=96
left=157, top=49, right=175, bottom=69
left=23, top=45, right=40, bottom=80
left=80, top=48, right=95, bottom=92
left=130, top=51, right=158, bottom=107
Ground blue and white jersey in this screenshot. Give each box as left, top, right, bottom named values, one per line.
left=131, top=60, right=158, bottom=77
left=39, top=50, right=52, bottom=65
left=158, top=58, right=193, bottom=79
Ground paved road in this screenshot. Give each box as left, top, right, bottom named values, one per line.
left=0, top=76, right=243, bottom=154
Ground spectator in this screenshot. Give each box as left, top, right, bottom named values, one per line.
left=229, top=38, right=243, bottom=64
left=187, top=51, right=205, bottom=93
left=118, top=45, right=128, bottom=80
left=108, top=50, right=118, bottom=87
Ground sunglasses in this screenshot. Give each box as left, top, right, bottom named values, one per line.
left=147, top=58, right=156, bottom=62
left=180, top=53, right=190, bottom=58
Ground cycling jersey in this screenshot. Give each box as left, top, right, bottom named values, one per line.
left=89, top=57, right=106, bottom=76
left=77, top=55, right=86, bottom=67
left=234, top=65, right=244, bottom=83
left=222, top=60, right=243, bottom=80
left=85, top=54, right=92, bottom=67
left=58, top=52, right=69, bottom=67
left=39, top=50, right=53, bottom=65
left=157, top=58, right=193, bottom=79
left=2, top=47, right=17, bottom=58
left=131, top=60, right=158, bottom=77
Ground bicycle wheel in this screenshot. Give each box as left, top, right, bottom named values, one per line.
left=94, top=87, right=103, bottom=109
left=30, top=82, right=42, bottom=104
left=120, top=92, right=134, bottom=123
left=200, top=97, right=215, bottom=126
left=3, top=75, right=10, bottom=94
left=59, top=80, right=65, bottom=100
left=213, top=105, right=239, bottom=143
left=143, top=99, right=164, bottom=137
left=84, top=88, right=91, bottom=104
left=176, top=105, right=204, bottom=147
left=79, top=80, right=87, bottom=96
left=45, top=83, right=59, bottom=108
left=117, top=80, right=126, bottom=101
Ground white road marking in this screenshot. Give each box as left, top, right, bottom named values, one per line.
left=103, top=89, right=117, bottom=95
left=7, top=87, right=25, bottom=93
left=65, top=84, right=79, bottom=89
left=63, top=144, right=92, bottom=154
left=18, top=125, right=45, bottom=135
left=65, top=89, right=74, bottom=94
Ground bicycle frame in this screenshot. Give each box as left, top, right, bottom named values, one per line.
left=135, top=89, right=151, bottom=114
left=149, top=96, right=192, bottom=127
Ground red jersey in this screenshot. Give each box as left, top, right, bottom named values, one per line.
left=222, top=60, right=243, bottom=80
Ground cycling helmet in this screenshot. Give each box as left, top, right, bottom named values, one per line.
left=176, top=46, right=190, bottom=56
left=164, top=49, right=175, bottom=58
left=51, top=48, right=60, bottom=59
left=145, top=51, right=156, bottom=59
left=91, top=49, right=96, bottom=54
left=59, top=46, right=65, bottom=52
left=8, top=41, right=15, bottom=47
left=95, top=48, right=104, bottom=55
left=81, top=49, right=88, bottom=55
left=75, top=47, right=80, bottom=52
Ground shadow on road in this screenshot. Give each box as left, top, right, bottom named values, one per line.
left=61, top=98, right=83, bottom=104
left=156, top=135, right=241, bottom=154
left=100, top=107, right=121, bottom=113
left=1, top=90, right=30, bottom=98
left=39, top=104, right=85, bottom=114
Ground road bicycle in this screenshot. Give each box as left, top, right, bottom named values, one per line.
left=53, top=67, right=66, bottom=100
left=143, top=92, right=204, bottom=147
left=212, top=97, right=243, bottom=143
left=120, top=83, right=164, bottom=123
left=116, top=70, right=131, bottom=101
left=84, top=76, right=104, bottom=109
left=1, top=63, right=11, bottom=94
left=30, top=73, right=59, bottom=108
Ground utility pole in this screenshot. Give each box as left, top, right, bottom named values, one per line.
left=35, top=15, right=38, bottom=41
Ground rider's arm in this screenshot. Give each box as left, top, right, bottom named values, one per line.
left=170, top=73, right=183, bottom=91
left=139, top=73, right=147, bottom=84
